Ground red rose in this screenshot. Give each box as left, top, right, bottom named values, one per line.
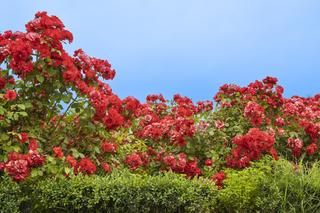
left=306, top=143, right=318, bottom=156
left=101, top=162, right=112, bottom=173
left=53, top=146, right=64, bottom=158
left=4, top=90, right=17, bottom=101
left=28, top=139, right=39, bottom=150
left=77, top=158, right=96, bottom=175
left=125, top=153, right=143, bottom=171
left=27, top=150, right=45, bottom=167
left=19, top=132, right=29, bottom=143
left=101, top=141, right=118, bottom=153
left=205, top=159, right=213, bottom=166
left=211, top=171, right=226, bottom=189
left=66, top=155, right=77, bottom=167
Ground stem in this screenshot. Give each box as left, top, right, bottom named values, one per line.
left=48, top=93, right=79, bottom=139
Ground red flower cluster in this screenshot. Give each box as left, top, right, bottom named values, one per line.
left=101, top=162, right=112, bottom=173
left=163, top=153, right=201, bottom=177
left=76, top=158, right=96, bottom=175
left=287, top=138, right=304, bottom=157
left=2, top=12, right=320, bottom=185
left=1, top=150, right=45, bottom=181
left=244, top=102, right=265, bottom=126
left=211, top=171, right=226, bottom=189
left=125, top=153, right=143, bottom=171
left=215, top=76, right=284, bottom=110
left=53, top=147, right=64, bottom=158
left=226, top=128, right=277, bottom=168
left=4, top=90, right=17, bottom=101
left=300, top=120, right=320, bottom=143
left=101, top=141, right=118, bottom=153
left=306, top=143, right=318, bottom=156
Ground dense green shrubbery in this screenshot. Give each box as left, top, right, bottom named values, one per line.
left=2, top=158, right=320, bottom=212
left=218, top=158, right=281, bottom=212
left=0, top=176, right=26, bottom=213
left=29, top=172, right=218, bottom=213
left=0, top=172, right=217, bottom=213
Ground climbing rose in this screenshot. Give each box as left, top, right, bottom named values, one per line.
left=28, top=139, right=39, bottom=150
left=53, top=147, right=64, bottom=158
left=19, top=132, right=29, bottom=143
left=5, top=153, right=30, bottom=181
left=4, top=90, right=17, bottom=101
left=66, top=155, right=77, bottom=167
left=306, top=143, right=318, bottom=156
left=101, top=162, right=112, bottom=173
left=125, top=153, right=143, bottom=171
left=205, top=159, right=213, bottom=166
left=211, top=171, right=226, bottom=189
left=27, top=150, right=45, bottom=167
left=101, top=141, right=118, bottom=153
left=244, top=102, right=265, bottom=126
left=77, top=158, right=96, bottom=175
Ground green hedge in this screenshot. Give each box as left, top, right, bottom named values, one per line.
left=0, top=176, right=27, bottom=213
left=28, top=172, right=218, bottom=213
left=4, top=158, right=320, bottom=212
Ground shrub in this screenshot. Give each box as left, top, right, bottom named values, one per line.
left=218, top=157, right=281, bottom=212
left=29, top=172, right=218, bottom=213
left=0, top=176, right=26, bottom=213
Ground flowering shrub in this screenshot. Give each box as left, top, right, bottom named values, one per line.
left=0, top=12, right=319, bottom=190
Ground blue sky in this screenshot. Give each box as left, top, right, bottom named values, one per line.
left=1, top=1, right=320, bottom=101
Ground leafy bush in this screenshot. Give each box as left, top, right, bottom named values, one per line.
left=29, top=172, right=218, bottom=213
left=218, top=157, right=281, bottom=212
left=0, top=176, right=26, bottom=213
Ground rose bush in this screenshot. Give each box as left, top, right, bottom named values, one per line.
left=0, top=12, right=319, bottom=190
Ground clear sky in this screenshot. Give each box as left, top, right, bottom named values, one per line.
left=1, top=1, right=320, bottom=101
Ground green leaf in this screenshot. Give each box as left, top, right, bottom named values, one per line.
left=48, top=67, right=58, bottom=76
left=36, top=75, right=45, bottom=83
left=17, top=104, right=26, bottom=110
left=0, top=134, right=9, bottom=141
left=18, top=112, right=28, bottom=117
left=0, top=106, right=5, bottom=115
left=62, top=93, right=73, bottom=103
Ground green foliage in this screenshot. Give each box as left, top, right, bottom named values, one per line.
left=218, top=157, right=281, bottom=212
left=273, top=159, right=320, bottom=212
left=29, top=172, right=218, bottom=213
left=0, top=176, right=26, bottom=213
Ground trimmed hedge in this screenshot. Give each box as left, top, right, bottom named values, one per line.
left=0, top=176, right=27, bottom=213
left=27, top=172, right=218, bottom=213
left=4, top=158, right=320, bottom=212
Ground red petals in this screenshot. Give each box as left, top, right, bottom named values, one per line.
left=211, top=171, right=226, bottom=189
left=53, top=147, right=64, bottom=158
left=28, top=139, right=39, bottom=151
left=76, top=158, right=96, bottom=175
left=287, top=138, right=303, bottom=157
left=244, top=102, right=265, bottom=126
left=19, top=132, right=29, bottom=143
left=205, top=159, right=213, bottom=167
left=66, top=155, right=77, bottom=167
left=101, top=162, right=112, bottom=173
left=101, top=141, right=118, bottom=153
left=306, top=143, right=318, bottom=156
left=227, top=128, right=276, bottom=169
left=4, top=90, right=17, bottom=101
left=125, top=153, right=143, bottom=171
left=28, top=150, right=45, bottom=167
